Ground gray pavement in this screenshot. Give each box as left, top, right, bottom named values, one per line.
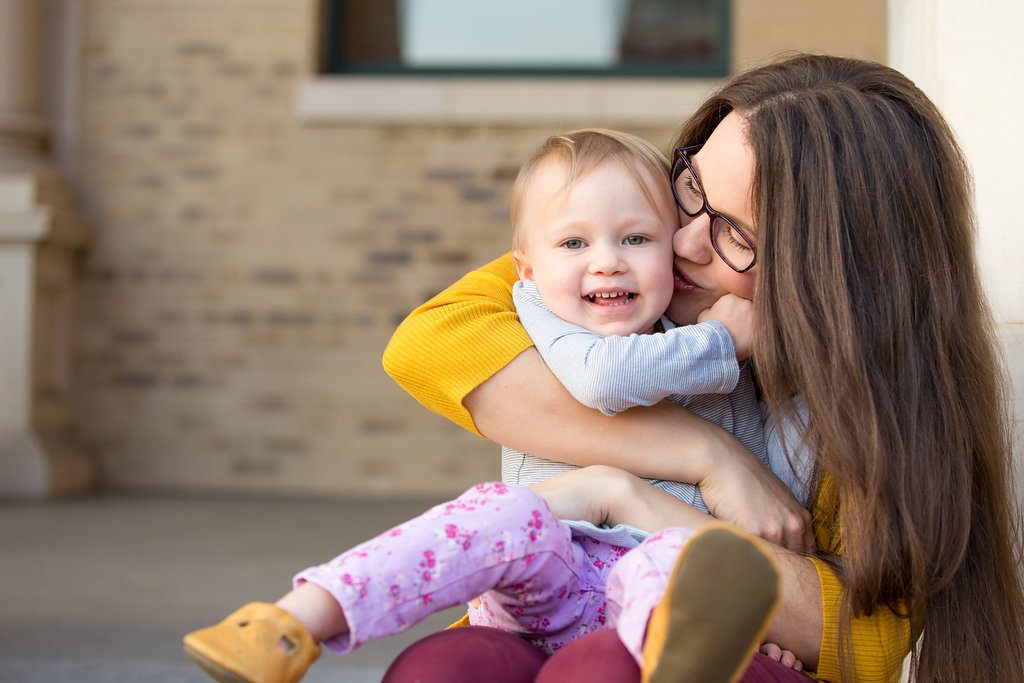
left=0, top=494, right=464, bottom=682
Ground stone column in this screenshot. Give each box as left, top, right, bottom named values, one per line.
left=0, top=0, right=93, bottom=496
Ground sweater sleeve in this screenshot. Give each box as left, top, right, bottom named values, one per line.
left=806, top=477, right=917, bottom=682
left=381, top=252, right=531, bottom=436
left=512, top=279, right=739, bottom=415
left=808, top=559, right=915, bottom=682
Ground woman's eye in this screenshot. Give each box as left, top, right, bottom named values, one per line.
left=624, top=235, right=647, bottom=246
left=684, top=176, right=702, bottom=199
left=720, top=224, right=753, bottom=252
left=562, top=238, right=585, bottom=250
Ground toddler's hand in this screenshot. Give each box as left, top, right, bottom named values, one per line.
left=698, top=294, right=753, bottom=360
left=759, top=642, right=804, bottom=672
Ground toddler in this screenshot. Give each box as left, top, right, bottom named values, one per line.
left=183, top=130, right=788, bottom=683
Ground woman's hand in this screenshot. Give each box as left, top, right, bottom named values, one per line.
left=699, top=445, right=813, bottom=551
left=528, top=466, right=621, bottom=527
left=531, top=466, right=716, bottom=534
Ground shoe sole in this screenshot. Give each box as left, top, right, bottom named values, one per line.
left=183, top=641, right=252, bottom=683
left=646, top=526, right=780, bottom=683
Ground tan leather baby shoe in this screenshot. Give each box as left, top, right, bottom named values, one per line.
left=183, top=602, right=321, bottom=683
left=642, top=525, right=780, bottom=683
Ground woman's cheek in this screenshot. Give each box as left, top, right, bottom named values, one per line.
left=724, top=268, right=756, bottom=300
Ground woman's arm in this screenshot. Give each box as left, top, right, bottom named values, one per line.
left=469, top=347, right=743, bottom=483
left=383, top=253, right=532, bottom=435
left=384, top=253, right=742, bottom=481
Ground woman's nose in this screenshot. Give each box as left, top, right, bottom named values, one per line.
left=673, top=214, right=713, bottom=264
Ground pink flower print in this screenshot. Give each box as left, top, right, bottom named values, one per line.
left=473, top=481, right=509, bottom=497
left=340, top=573, right=369, bottom=599
left=390, top=584, right=401, bottom=597
left=445, top=523, right=458, bottom=539
left=527, top=616, right=551, bottom=633
left=420, top=549, right=437, bottom=582
left=593, top=558, right=606, bottom=570
left=529, top=510, right=544, bottom=529
left=443, top=501, right=474, bottom=515
left=526, top=510, right=545, bottom=542
left=421, top=593, right=433, bottom=606
left=388, top=528, right=403, bottom=537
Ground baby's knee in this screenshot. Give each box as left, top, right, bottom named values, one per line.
left=609, top=529, right=698, bottom=583
left=455, top=481, right=531, bottom=506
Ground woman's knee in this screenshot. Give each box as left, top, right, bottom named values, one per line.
left=535, top=630, right=639, bottom=683
left=382, top=626, right=547, bottom=683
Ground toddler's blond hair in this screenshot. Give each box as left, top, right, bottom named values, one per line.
left=509, top=129, right=671, bottom=251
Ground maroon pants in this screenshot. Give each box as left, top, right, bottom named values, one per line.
left=383, top=626, right=809, bottom=682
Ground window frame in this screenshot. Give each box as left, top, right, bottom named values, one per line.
left=320, top=0, right=731, bottom=78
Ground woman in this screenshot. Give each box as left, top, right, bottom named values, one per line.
left=381, top=54, right=1024, bottom=681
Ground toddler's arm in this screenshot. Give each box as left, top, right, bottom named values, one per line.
left=513, top=280, right=740, bottom=415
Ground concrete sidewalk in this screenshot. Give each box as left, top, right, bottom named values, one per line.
left=0, top=494, right=464, bottom=682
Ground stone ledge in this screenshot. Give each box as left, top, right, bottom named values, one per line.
left=296, top=76, right=724, bottom=126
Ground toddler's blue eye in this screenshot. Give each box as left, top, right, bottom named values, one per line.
left=562, top=239, right=585, bottom=250
left=624, top=235, right=647, bottom=246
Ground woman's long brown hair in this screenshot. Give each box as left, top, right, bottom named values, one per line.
left=674, top=54, right=1024, bottom=681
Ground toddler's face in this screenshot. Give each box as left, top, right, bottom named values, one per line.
left=514, top=159, right=678, bottom=337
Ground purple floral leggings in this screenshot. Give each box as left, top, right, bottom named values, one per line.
left=294, top=482, right=696, bottom=665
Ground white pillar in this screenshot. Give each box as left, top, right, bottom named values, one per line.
left=889, top=0, right=1024, bottom=485
left=0, top=0, right=92, bottom=497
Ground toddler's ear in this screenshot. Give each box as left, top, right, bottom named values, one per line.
left=513, top=252, right=533, bottom=280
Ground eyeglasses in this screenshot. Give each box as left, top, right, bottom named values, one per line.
left=671, top=144, right=757, bottom=273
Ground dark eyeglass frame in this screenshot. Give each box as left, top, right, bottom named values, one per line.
left=671, top=144, right=757, bottom=273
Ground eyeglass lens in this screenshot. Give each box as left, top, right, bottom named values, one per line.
left=673, top=160, right=755, bottom=271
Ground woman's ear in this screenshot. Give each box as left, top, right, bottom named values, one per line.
left=513, top=252, right=532, bottom=280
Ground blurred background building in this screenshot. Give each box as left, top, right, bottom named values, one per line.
left=0, top=0, right=1019, bottom=502
left=2, top=2, right=1020, bottom=681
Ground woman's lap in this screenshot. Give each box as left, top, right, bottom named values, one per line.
left=383, top=626, right=546, bottom=683
left=382, top=626, right=809, bottom=682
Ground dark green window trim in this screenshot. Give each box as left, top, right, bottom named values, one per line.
left=321, top=0, right=731, bottom=79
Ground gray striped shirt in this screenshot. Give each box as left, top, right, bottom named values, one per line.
left=504, top=280, right=770, bottom=531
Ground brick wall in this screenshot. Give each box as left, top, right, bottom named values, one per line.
left=72, top=0, right=677, bottom=496
left=72, top=0, right=884, bottom=497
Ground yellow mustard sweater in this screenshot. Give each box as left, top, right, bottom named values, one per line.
left=383, top=253, right=915, bottom=682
